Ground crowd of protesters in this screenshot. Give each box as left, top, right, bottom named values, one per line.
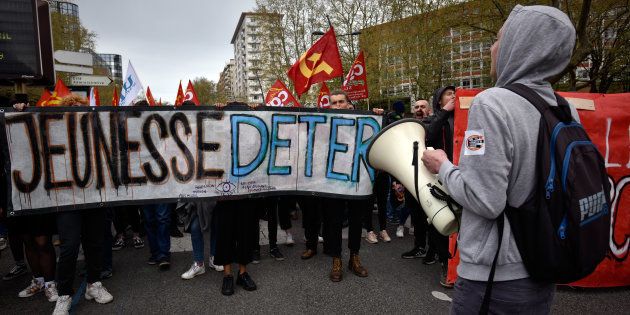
left=0, top=91, right=451, bottom=315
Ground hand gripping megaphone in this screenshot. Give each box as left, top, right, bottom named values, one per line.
left=367, top=119, right=459, bottom=236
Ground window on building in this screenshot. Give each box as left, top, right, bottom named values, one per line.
left=471, top=59, right=481, bottom=71
left=461, top=79, right=471, bottom=88
left=472, top=77, right=481, bottom=88
left=461, top=42, right=471, bottom=53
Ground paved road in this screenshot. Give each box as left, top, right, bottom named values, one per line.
left=1, top=217, right=628, bottom=314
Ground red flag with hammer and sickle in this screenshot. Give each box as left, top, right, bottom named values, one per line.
left=287, top=27, right=343, bottom=98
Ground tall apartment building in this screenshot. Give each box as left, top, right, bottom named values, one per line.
left=230, top=12, right=281, bottom=103
left=218, top=59, right=235, bottom=101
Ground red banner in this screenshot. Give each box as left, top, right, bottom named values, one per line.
left=342, top=51, right=368, bottom=101
left=317, top=82, right=331, bottom=108
left=447, top=89, right=630, bottom=288
left=265, top=79, right=300, bottom=107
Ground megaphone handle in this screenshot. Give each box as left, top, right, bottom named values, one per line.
left=412, top=141, right=421, bottom=207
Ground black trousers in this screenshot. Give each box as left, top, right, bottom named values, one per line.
left=214, top=200, right=258, bottom=266
left=267, top=197, right=293, bottom=248
left=321, top=197, right=366, bottom=258
left=56, top=208, right=106, bottom=296
left=365, top=172, right=389, bottom=232
left=405, top=189, right=428, bottom=249
left=300, top=196, right=321, bottom=251
left=113, top=205, right=142, bottom=235
left=428, top=225, right=450, bottom=263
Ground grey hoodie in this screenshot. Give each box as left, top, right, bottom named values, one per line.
left=438, top=5, right=576, bottom=282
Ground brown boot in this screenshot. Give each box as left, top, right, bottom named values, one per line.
left=301, top=249, right=317, bottom=260
left=349, top=254, right=368, bottom=277
left=330, top=257, right=343, bottom=282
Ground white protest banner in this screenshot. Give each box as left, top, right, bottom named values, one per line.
left=1, top=107, right=382, bottom=216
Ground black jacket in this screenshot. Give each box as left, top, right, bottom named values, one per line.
left=424, top=87, right=455, bottom=159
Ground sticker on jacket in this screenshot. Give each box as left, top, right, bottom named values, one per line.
left=464, top=129, right=485, bottom=155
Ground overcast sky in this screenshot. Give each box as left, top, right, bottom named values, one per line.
left=76, top=0, right=255, bottom=102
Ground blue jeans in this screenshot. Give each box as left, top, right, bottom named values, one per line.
left=398, top=204, right=410, bottom=226
left=0, top=222, right=7, bottom=237
left=189, top=215, right=218, bottom=263
left=143, top=204, right=171, bottom=261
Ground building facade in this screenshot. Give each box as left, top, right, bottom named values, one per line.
left=230, top=12, right=280, bottom=103
left=360, top=1, right=497, bottom=101
left=48, top=0, right=79, bottom=17
left=93, top=53, right=123, bottom=83
left=218, top=59, right=235, bottom=101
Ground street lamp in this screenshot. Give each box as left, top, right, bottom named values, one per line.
left=311, top=30, right=361, bottom=37
left=312, top=30, right=362, bottom=57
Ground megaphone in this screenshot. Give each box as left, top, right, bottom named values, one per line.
left=367, top=119, right=459, bottom=236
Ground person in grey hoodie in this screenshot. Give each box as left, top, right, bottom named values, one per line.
left=422, top=5, right=577, bottom=314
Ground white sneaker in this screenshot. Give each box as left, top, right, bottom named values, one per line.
left=209, top=256, right=224, bottom=272
left=365, top=231, right=378, bottom=244
left=181, top=263, right=205, bottom=280
left=18, top=279, right=43, bottom=298
left=318, top=236, right=324, bottom=243
left=380, top=230, right=392, bottom=242
left=396, top=225, right=404, bottom=238
left=285, top=231, right=295, bottom=246
left=52, top=295, right=71, bottom=315
left=45, top=282, right=59, bottom=302
left=84, top=282, right=113, bottom=304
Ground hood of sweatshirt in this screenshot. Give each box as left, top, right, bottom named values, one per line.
left=495, top=5, right=575, bottom=106
left=432, top=85, right=455, bottom=114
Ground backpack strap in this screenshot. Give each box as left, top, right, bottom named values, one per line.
left=503, top=83, right=573, bottom=123
left=479, top=212, right=505, bottom=315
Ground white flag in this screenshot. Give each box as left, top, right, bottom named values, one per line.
left=120, top=61, right=144, bottom=106
left=89, top=87, right=97, bottom=107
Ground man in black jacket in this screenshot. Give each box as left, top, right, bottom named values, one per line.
left=422, top=86, right=456, bottom=288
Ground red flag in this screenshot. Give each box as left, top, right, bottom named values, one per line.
left=112, top=88, right=120, bottom=106
left=317, top=82, right=331, bottom=108
left=184, top=80, right=200, bottom=105
left=175, top=81, right=184, bottom=106
left=89, top=87, right=100, bottom=106
left=287, top=27, right=343, bottom=97
left=41, top=79, right=72, bottom=106
left=342, top=51, right=369, bottom=100
left=36, top=89, right=52, bottom=107
left=265, top=79, right=301, bottom=107
left=146, top=86, right=157, bottom=106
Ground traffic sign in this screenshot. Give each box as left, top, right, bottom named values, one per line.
left=70, top=74, right=112, bottom=86
left=54, top=50, right=93, bottom=66
left=54, top=64, right=93, bottom=75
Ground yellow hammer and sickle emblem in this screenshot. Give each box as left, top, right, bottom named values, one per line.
left=299, top=52, right=334, bottom=80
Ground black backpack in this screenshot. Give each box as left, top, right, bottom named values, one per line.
left=481, top=83, right=611, bottom=313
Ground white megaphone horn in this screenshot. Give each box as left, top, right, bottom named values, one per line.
left=367, top=119, right=459, bottom=236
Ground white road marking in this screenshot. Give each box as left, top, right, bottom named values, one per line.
left=432, top=291, right=452, bottom=302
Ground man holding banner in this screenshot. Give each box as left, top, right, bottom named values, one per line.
left=320, top=91, right=370, bottom=282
